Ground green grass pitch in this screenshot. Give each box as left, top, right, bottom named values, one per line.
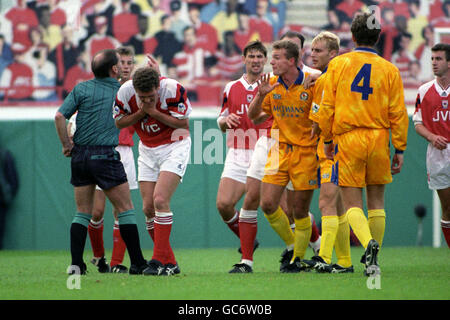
left=0, top=247, right=448, bottom=301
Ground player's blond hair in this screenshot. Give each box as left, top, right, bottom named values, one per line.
left=311, top=31, right=340, bottom=53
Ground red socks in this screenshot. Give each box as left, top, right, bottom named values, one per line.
left=110, top=221, right=127, bottom=267
left=226, top=210, right=240, bottom=238
left=239, top=209, right=258, bottom=262
left=152, top=212, right=176, bottom=265
left=88, top=219, right=104, bottom=258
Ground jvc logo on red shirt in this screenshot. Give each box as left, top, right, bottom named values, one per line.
left=432, top=110, right=449, bottom=122
left=141, top=122, right=161, bottom=133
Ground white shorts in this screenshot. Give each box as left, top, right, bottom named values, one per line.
left=138, top=137, right=191, bottom=182
left=96, top=145, right=138, bottom=190
left=426, top=143, right=450, bottom=190
left=221, top=148, right=253, bottom=184
left=246, top=136, right=294, bottom=190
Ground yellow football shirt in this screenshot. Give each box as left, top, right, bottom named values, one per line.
left=319, top=48, right=408, bottom=151
left=261, top=69, right=316, bottom=147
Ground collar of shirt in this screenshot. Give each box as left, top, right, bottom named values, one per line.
left=277, top=67, right=304, bottom=89
left=354, top=47, right=378, bottom=55
left=95, top=77, right=120, bottom=84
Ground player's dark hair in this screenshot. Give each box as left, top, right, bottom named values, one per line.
left=132, top=67, right=160, bottom=92
left=351, top=12, right=381, bottom=47
left=431, top=43, right=450, bottom=61
left=280, top=31, right=305, bottom=49
left=272, top=40, right=299, bottom=66
left=243, top=40, right=267, bottom=57
left=91, top=49, right=118, bottom=78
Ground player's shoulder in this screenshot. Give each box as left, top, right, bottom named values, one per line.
left=117, top=79, right=136, bottom=100
left=223, top=78, right=241, bottom=93
left=159, top=77, right=185, bottom=94
left=417, top=79, right=436, bottom=98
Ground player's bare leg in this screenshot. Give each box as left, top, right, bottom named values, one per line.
left=140, top=180, right=156, bottom=240
left=216, top=177, right=246, bottom=238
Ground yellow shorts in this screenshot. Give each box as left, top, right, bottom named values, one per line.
left=262, top=142, right=318, bottom=190
left=317, top=138, right=338, bottom=185
left=335, top=128, right=392, bottom=188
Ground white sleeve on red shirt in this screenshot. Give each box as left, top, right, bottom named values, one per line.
left=114, top=79, right=134, bottom=119
left=158, top=78, right=192, bottom=120
left=412, top=80, right=435, bottom=125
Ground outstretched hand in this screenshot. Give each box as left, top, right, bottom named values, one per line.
left=257, top=73, right=279, bottom=97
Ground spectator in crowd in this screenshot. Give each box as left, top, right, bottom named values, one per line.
left=84, top=15, right=121, bottom=59
left=37, top=4, right=63, bottom=51
left=269, top=0, right=287, bottom=34
left=0, top=14, right=13, bottom=45
left=415, top=25, right=435, bottom=82
left=250, top=0, right=274, bottom=43
left=391, top=32, right=416, bottom=79
left=393, top=15, right=410, bottom=52
left=407, top=0, right=428, bottom=53
left=403, top=60, right=423, bottom=88
left=188, top=3, right=219, bottom=53
left=153, top=14, right=183, bottom=68
left=210, top=0, right=240, bottom=43
left=428, top=0, right=447, bottom=23
left=172, top=25, right=216, bottom=101
left=31, top=44, right=58, bottom=101
left=127, top=14, right=158, bottom=61
left=335, top=0, right=364, bottom=19
left=63, top=45, right=93, bottom=97
left=85, top=0, right=116, bottom=37
left=24, top=28, right=45, bottom=65
left=5, top=0, right=40, bottom=49
left=200, top=0, right=224, bottom=23
left=376, top=5, right=397, bottom=61
left=48, top=25, right=79, bottom=87
left=322, top=9, right=346, bottom=32
left=135, top=0, right=166, bottom=36
left=431, top=0, right=450, bottom=27
left=169, top=0, right=190, bottom=42
left=0, top=36, right=14, bottom=80
left=234, top=10, right=255, bottom=52
left=0, top=43, right=34, bottom=101
left=172, top=25, right=212, bottom=81
left=47, top=0, right=67, bottom=27
left=430, top=0, right=450, bottom=44
left=113, top=0, right=139, bottom=44
left=211, top=30, right=244, bottom=81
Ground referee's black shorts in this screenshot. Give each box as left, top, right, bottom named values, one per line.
left=70, top=145, right=128, bottom=190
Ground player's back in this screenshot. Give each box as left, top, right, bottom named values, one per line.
left=324, top=48, right=405, bottom=135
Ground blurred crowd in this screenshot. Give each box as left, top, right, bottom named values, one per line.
left=0, top=0, right=448, bottom=105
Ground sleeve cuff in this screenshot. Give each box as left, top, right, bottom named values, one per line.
left=395, top=149, right=404, bottom=154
